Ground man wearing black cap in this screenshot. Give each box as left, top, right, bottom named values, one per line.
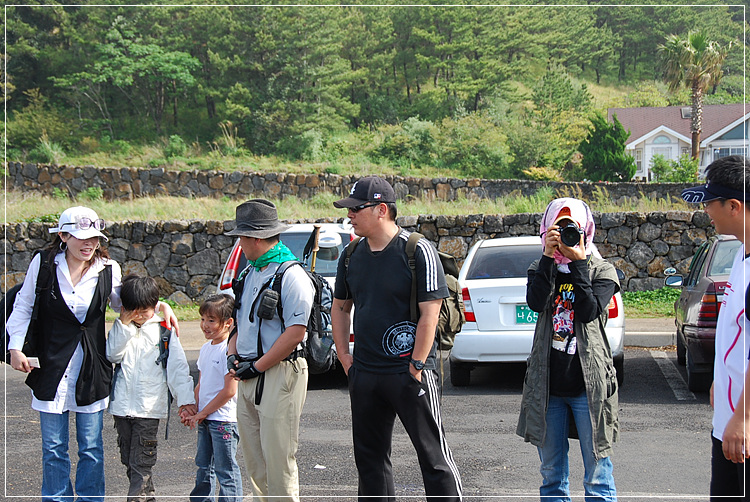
left=225, top=199, right=315, bottom=502
left=681, top=155, right=750, bottom=499
left=331, top=176, right=463, bottom=501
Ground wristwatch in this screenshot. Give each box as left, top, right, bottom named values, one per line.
left=410, top=358, right=425, bottom=370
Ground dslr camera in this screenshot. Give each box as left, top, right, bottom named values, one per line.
left=559, top=222, right=584, bottom=247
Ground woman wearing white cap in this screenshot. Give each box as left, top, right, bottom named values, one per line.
left=7, top=206, right=178, bottom=502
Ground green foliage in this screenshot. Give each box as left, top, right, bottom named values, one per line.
left=625, top=82, right=670, bottom=108
left=77, top=187, right=104, bottom=201
left=23, top=213, right=60, bottom=224
left=276, top=129, right=325, bottom=162
left=376, top=117, right=439, bottom=167
left=7, top=89, right=76, bottom=150
left=621, top=287, right=681, bottom=318
left=164, top=135, right=188, bottom=158
left=650, top=154, right=699, bottom=183
left=52, top=188, right=68, bottom=200
left=522, top=166, right=561, bottom=181
left=437, top=113, right=512, bottom=178
left=28, top=132, right=66, bottom=164
left=579, top=112, right=636, bottom=182
left=4, top=4, right=745, bottom=175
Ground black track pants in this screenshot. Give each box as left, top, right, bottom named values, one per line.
left=348, top=367, right=462, bottom=502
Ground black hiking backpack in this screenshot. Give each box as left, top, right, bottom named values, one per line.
left=232, top=261, right=336, bottom=375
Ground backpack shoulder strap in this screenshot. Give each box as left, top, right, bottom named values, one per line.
left=30, top=249, right=56, bottom=323
left=405, top=232, right=423, bottom=323
left=156, top=322, right=171, bottom=368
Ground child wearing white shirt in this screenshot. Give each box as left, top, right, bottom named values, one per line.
left=187, top=294, right=243, bottom=502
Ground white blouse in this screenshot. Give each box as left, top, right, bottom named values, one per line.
left=7, top=251, right=122, bottom=414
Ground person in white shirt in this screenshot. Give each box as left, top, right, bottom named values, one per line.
left=681, top=155, right=750, bottom=500
left=7, top=206, right=177, bottom=502
left=106, top=274, right=195, bottom=502
left=186, top=294, right=243, bottom=502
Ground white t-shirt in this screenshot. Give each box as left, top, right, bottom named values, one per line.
left=712, top=244, right=750, bottom=441
left=197, top=338, right=237, bottom=422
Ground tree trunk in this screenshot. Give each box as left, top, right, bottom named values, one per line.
left=691, top=81, right=704, bottom=177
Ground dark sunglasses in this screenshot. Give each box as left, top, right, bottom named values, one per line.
left=349, top=202, right=381, bottom=213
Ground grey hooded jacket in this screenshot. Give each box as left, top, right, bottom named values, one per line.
left=516, top=254, right=620, bottom=460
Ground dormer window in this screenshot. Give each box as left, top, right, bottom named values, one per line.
left=653, top=135, right=671, bottom=144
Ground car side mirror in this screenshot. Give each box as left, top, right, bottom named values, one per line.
left=615, top=268, right=625, bottom=281
left=665, top=275, right=683, bottom=288
left=664, top=267, right=677, bottom=276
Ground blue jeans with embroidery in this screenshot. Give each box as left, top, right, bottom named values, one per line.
left=40, top=410, right=105, bottom=502
left=190, top=420, right=243, bottom=502
left=537, top=393, right=616, bottom=502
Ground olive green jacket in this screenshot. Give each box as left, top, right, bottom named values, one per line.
left=516, top=254, right=620, bottom=460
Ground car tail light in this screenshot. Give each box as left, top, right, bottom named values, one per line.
left=697, top=283, right=720, bottom=327
left=462, top=288, right=476, bottom=322
left=218, top=244, right=242, bottom=291
left=607, top=297, right=619, bottom=319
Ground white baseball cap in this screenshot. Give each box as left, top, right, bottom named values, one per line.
left=49, top=206, right=108, bottom=241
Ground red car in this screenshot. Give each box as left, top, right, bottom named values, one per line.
left=665, top=234, right=741, bottom=392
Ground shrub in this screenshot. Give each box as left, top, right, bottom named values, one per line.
left=650, top=154, right=698, bottom=183
left=376, top=117, right=439, bottom=167
left=6, top=89, right=76, bottom=150
left=77, top=187, right=104, bottom=201
left=28, top=132, right=66, bottom=164
left=437, top=113, right=512, bottom=178
left=521, top=166, right=561, bottom=181
left=164, top=135, right=188, bottom=158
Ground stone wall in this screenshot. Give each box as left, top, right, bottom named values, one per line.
left=2, top=210, right=714, bottom=302
left=5, top=162, right=695, bottom=204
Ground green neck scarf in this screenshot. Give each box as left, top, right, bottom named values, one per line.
left=249, top=241, right=298, bottom=271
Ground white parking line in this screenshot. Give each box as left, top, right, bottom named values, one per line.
left=650, top=350, right=696, bottom=401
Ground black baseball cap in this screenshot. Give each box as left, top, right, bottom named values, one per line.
left=333, top=176, right=396, bottom=208
left=681, top=182, right=748, bottom=204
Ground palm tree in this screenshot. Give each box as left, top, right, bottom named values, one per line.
left=658, top=31, right=732, bottom=165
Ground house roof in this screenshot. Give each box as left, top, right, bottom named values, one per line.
left=608, top=103, right=748, bottom=145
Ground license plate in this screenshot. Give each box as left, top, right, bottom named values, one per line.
left=516, top=305, right=538, bottom=324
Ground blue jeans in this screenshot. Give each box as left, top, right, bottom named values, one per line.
left=537, top=393, right=616, bottom=502
left=190, top=420, right=243, bottom=502
left=40, top=410, right=105, bottom=502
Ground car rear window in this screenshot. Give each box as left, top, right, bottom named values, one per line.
left=466, top=244, right=541, bottom=279
left=708, top=239, right=742, bottom=277
left=280, top=231, right=349, bottom=277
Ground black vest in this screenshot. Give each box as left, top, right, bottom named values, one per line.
left=25, top=260, right=113, bottom=406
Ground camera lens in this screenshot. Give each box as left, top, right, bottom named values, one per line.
left=560, top=224, right=582, bottom=247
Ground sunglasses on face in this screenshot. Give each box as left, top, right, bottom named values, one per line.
left=701, top=198, right=726, bottom=209
left=61, top=217, right=106, bottom=231
left=349, top=202, right=381, bottom=213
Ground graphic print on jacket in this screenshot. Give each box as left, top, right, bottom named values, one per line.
left=552, top=281, right=576, bottom=355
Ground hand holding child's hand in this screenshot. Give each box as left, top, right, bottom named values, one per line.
left=178, top=404, right=198, bottom=427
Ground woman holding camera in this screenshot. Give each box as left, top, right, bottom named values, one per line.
left=516, top=198, right=620, bottom=502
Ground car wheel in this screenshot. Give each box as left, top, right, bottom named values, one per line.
left=450, top=359, right=471, bottom=387
left=675, top=330, right=686, bottom=366
left=613, top=353, right=624, bottom=388
left=686, top=350, right=712, bottom=393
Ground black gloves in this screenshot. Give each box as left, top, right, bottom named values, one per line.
left=227, top=354, right=263, bottom=380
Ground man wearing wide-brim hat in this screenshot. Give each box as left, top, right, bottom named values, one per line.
left=225, top=199, right=314, bottom=502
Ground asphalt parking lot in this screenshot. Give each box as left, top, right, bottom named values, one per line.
left=2, top=317, right=716, bottom=501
